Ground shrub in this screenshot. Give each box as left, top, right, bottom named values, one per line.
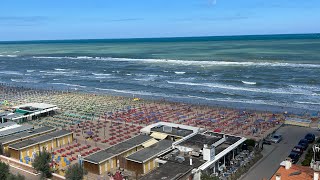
left=65, top=163, right=87, bottom=180
left=0, top=161, right=9, bottom=180
left=245, top=139, right=256, bottom=147
left=32, top=150, right=52, bottom=178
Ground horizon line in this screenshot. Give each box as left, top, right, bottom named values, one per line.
left=0, top=32, right=319, bottom=43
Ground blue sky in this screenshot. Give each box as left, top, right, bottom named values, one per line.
left=0, top=0, right=319, bottom=41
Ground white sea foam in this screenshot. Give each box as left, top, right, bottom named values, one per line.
left=92, top=73, right=112, bottom=76
left=167, top=81, right=308, bottom=95
left=11, top=79, right=39, bottom=83
left=49, top=83, right=86, bottom=88
left=27, top=70, right=35, bottom=73
left=0, top=71, right=23, bottom=75
left=32, top=56, right=320, bottom=68
left=95, top=88, right=178, bottom=98
left=54, top=68, right=67, bottom=71
left=175, top=71, right=186, bottom=74
left=242, top=81, right=256, bottom=85
left=294, top=101, right=320, bottom=105
left=0, top=54, right=18, bottom=57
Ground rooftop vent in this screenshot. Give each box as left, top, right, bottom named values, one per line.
left=163, top=126, right=172, bottom=133
left=175, top=156, right=185, bottom=163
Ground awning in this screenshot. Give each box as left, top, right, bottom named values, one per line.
left=142, top=138, right=158, bottom=148
left=150, top=132, right=168, bottom=140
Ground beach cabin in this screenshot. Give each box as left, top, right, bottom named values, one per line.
left=0, top=126, right=55, bottom=155
left=83, top=134, right=153, bottom=175
left=8, top=129, right=72, bottom=164
left=126, top=139, right=173, bottom=175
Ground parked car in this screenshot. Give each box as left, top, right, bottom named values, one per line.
left=263, top=139, right=272, bottom=145
left=292, top=145, right=304, bottom=156
left=288, top=152, right=300, bottom=164
left=305, top=133, right=315, bottom=143
left=270, top=134, right=282, bottom=143
left=298, top=139, right=309, bottom=150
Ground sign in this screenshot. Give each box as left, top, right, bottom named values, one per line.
left=313, top=144, right=320, bottom=161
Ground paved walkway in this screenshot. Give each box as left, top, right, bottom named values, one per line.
left=9, top=165, right=40, bottom=180
left=240, top=125, right=320, bottom=180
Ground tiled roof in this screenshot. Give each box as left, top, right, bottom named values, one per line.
left=271, top=165, right=315, bottom=180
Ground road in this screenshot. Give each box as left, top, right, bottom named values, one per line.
left=240, top=125, right=320, bottom=180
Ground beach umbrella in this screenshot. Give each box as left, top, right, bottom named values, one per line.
left=86, top=131, right=94, bottom=136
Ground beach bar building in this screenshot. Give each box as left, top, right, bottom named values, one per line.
left=137, top=123, right=247, bottom=180
left=8, top=129, right=72, bottom=164
left=0, top=126, right=56, bottom=155
left=140, top=122, right=201, bottom=141
left=83, top=134, right=154, bottom=175
left=1, top=103, right=58, bottom=123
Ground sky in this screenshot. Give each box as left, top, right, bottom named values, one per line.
left=0, top=0, right=319, bottom=41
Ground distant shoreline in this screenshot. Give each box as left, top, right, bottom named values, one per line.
left=0, top=83, right=315, bottom=116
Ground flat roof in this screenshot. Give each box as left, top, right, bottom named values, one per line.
left=2, top=113, right=24, bottom=119
left=161, top=151, right=206, bottom=168
left=0, top=111, right=10, bottom=117
left=9, top=129, right=71, bottom=150
left=0, top=122, right=17, bottom=128
left=126, top=140, right=173, bottom=163
left=139, top=161, right=192, bottom=180
left=178, top=134, right=223, bottom=150
left=84, top=134, right=152, bottom=164
left=0, top=125, right=33, bottom=137
left=0, top=126, right=56, bottom=144
left=47, top=129, right=72, bottom=138
left=151, top=125, right=193, bottom=137
left=13, top=103, right=57, bottom=110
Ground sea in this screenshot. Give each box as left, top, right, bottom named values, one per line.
left=0, top=34, right=320, bottom=114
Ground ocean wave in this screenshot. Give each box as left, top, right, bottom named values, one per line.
left=294, top=101, right=320, bottom=105
left=0, top=71, right=23, bottom=75
left=175, top=71, right=186, bottom=74
left=186, top=95, right=276, bottom=105
left=54, top=68, right=67, bottom=71
left=26, top=70, right=35, bottom=73
left=11, top=79, right=39, bottom=83
left=94, top=88, right=189, bottom=99
left=32, top=56, right=320, bottom=68
left=241, top=81, right=256, bottom=85
left=0, top=54, right=18, bottom=57
left=92, top=73, right=112, bottom=76
left=49, top=82, right=86, bottom=88
left=167, top=81, right=310, bottom=95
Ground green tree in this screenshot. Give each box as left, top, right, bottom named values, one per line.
left=201, top=172, right=219, bottom=180
left=65, top=163, right=87, bottom=180
left=0, top=161, right=10, bottom=180
left=7, top=173, right=25, bottom=180
left=32, top=150, right=52, bottom=179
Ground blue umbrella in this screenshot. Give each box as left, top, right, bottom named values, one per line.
left=86, top=131, right=94, bottom=136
